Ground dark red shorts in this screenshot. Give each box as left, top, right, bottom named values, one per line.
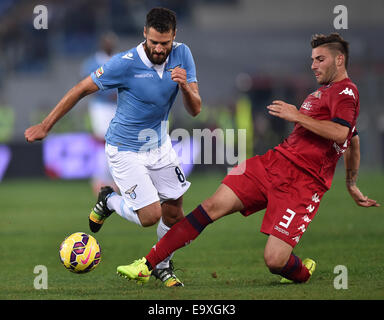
left=222, top=149, right=327, bottom=247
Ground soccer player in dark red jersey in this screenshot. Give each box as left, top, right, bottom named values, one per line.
left=117, top=33, right=380, bottom=285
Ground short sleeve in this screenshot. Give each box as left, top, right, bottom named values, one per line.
left=90, top=53, right=128, bottom=90
left=182, top=44, right=197, bottom=83
left=329, top=85, right=358, bottom=128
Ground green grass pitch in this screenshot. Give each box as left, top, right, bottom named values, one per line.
left=0, top=170, right=383, bottom=300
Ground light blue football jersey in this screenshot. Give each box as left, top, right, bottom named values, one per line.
left=90, top=41, right=197, bottom=152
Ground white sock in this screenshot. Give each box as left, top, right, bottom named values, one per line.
left=155, top=217, right=174, bottom=269
left=107, top=193, right=142, bottom=226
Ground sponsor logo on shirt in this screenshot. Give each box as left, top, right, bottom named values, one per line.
left=339, top=87, right=355, bottom=99
left=301, top=101, right=312, bottom=111
left=134, top=73, right=154, bottom=78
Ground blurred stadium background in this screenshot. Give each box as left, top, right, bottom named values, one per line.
left=0, top=0, right=384, bottom=181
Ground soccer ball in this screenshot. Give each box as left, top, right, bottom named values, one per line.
left=59, top=232, right=101, bottom=273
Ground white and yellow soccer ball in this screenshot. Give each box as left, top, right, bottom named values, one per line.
left=59, top=232, right=101, bottom=273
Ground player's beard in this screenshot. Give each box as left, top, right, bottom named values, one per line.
left=144, top=42, right=172, bottom=65
left=316, top=62, right=338, bottom=85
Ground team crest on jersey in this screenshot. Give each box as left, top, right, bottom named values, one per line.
left=166, top=64, right=181, bottom=72
left=125, top=184, right=138, bottom=199
left=310, top=90, right=322, bottom=99
left=95, top=66, right=104, bottom=78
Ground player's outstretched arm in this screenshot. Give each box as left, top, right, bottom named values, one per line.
left=344, top=135, right=380, bottom=207
left=25, top=76, right=99, bottom=142
left=267, top=100, right=349, bottom=144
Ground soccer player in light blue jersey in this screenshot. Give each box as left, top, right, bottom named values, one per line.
left=25, top=7, right=201, bottom=287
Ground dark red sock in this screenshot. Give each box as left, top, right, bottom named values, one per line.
left=145, top=205, right=212, bottom=270
left=280, top=253, right=310, bottom=283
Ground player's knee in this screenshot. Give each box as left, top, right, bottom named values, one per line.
left=138, top=208, right=162, bottom=227
left=162, top=210, right=184, bottom=226
left=264, top=252, right=287, bottom=274
left=141, top=214, right=161, bottom=227
left=200, top=184, right=241, bottom=221
left=161, top=198, right=184, bottom=226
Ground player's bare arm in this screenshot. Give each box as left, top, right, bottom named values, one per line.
left=171, top=66, right=201, bottom=117
left=25, top=76, right=99, bottom=142
left=267, top=100, right=349, bottom=144
left=344, top=135, right=380, bottom=207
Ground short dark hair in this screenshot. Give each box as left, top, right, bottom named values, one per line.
left=311, top=33, right=349, bottom=68
left=146, top=7, right=177, bottom=33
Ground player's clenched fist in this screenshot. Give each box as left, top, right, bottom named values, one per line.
left=24, top=123, right=48, bottom=142
left=171, top=66, right=187, bottom=87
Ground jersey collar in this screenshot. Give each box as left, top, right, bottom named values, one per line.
left=137, top=42, right=169, bottom=79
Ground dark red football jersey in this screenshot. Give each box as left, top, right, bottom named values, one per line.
left=275, top=78, right=360, bottom=189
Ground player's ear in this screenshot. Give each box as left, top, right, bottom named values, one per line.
left=173, top=29, right=177, bottom=40
left=143, top=26, right=147, bottom=39
left=336, top=54, right=344, bottom=67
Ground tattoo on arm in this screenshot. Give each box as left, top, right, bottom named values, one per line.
left=346, top=169, right=358, bottom=187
